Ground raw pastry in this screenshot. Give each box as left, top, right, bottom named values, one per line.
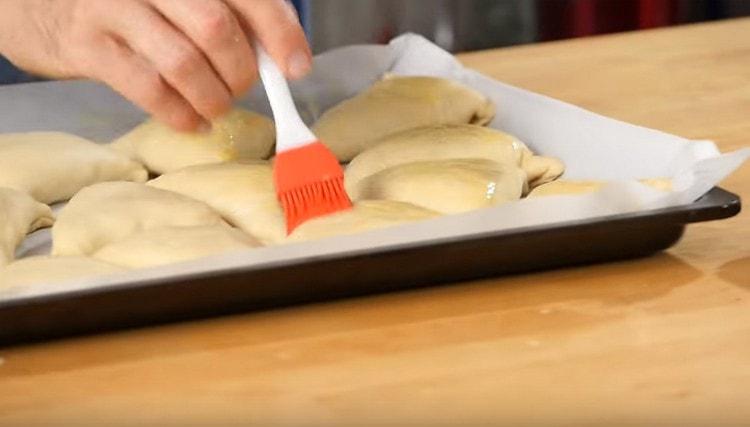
left=112, top=108, right=275, bottom=174
left=528, top=178, right=673, bottom=197
left=520, top=148, right=566, bottom=189
left=639, top=178, right=673, bottom=192
left=0, top=132, right=147, bottom=204
left=0, top=256, right=125, bottom=288
left=313, top=75, right=496, bottom=161
left=52, top=181, right=226, bottom=256
left=93, top=225, right=260, bottom=269
left=345, top=125, right=563, bottom=195
left=352, top=159, right=526, bottom=214
left=287, top=200, right=439, bottom=242
left=527, top=180, right=605, bottom=197
left=148, top=162, right=285, bottom=244
left=0, top=188, right=54, bottom=266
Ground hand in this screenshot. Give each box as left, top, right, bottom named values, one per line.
left=0, top=0, right=312, bottom=131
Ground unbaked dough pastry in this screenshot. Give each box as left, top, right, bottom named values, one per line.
left=520, top=148, right=566, bottom=189
left=0, top=188, right=54, bottom=266
left=312, top=75, right=496, bottom=161
left=352, top=159, right=526, bottom=214
left=0, top=132, right=147, bottom=204
left=639, top=178, right=673, bottom=192
left=0, top=256, right=125, bottom=288
left=112, top=108, right=275, bottom=174
left=527, top=180, right=604, bottom=197
left=93, top=225, right=260, bottom=269
left=345, top=125, right=563, bottom=195
left=148, top=162, right=285, bottom=244
left=528, top=178, right=673, bottom=197
left=52, top=181, right=226, bottom=256
left=287, top=200, right=440, bottom=242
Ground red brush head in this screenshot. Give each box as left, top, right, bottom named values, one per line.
left=273, top=141, right=353, bottom=233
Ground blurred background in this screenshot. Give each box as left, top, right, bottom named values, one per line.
left=2, top=0, right=749, bottom=83
left=299, top=0, right=750, bottom=52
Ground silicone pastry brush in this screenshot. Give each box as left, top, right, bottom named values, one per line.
left=256, top=44, right=352, bottom=233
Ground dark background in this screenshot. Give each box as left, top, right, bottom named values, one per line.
left=302, top=0, right=750, bottom=52
left=2, top=0, right=749, bottom=84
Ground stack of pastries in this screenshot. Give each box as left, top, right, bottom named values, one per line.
left=0, top=74, right=663, bottom=288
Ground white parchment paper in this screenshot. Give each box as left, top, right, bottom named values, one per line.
left=1, top=34, right=747, bottom=298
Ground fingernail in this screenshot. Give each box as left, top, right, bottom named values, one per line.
left=197, top=120, right=212, bottom=134
left=287, top=51, right=311, bottom=80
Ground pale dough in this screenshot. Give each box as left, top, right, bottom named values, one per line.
left=353, top=159, right=526, bottom=214
left=0, top=132, right=147, bottom=204
left=345, top=124, right=563, bottom=195
left=520, top=148, right=566, bottom=189
left=0, top=256, right=125, bottom=288
left=313, top=75, right=496, bottom=161
left=148, top=162, right=285, bottom=244
left=0, top=188, right=54, bottom=266
left=52, top=181, right=226, bottom=256
left=287, top=200, right=440, bottom=242
left=639, top=178, right=673, bottom=192
left=93, top=225, right=260, bottom=269
left=112, top=108, right=275, bottom=174
left=528, top=180, right=604, bottom=197
left=528, top=178, right=673, bottom=197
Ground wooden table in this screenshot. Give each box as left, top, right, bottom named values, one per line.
left=1, top=18, right=749, bottom=426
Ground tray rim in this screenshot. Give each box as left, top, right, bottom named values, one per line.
left=0, top=186, right=741, bottom=311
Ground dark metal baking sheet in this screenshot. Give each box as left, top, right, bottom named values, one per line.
left=0, top=187, right=740, bottom=346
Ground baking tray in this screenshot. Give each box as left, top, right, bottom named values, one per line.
left=0, top=186, right=740, bottom=346
left=1, top=35, right=747, bottom=346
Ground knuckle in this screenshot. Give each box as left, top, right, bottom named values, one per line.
left=194, top=4, right=233, bottom=44
left=165, top=45, right=201, bottom=80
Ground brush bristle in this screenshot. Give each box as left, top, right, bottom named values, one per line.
left=278, top=177, right=352, bottom=233
left=274, top=141, right=353, bottom=233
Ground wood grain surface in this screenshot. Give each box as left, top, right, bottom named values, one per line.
left=1, top=18, right=749, bottom=426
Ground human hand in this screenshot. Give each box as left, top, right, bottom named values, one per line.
left=0, top=0, right=311, bottom=131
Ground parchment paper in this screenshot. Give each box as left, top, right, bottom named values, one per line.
left=1, top=34, right=747, bottom=299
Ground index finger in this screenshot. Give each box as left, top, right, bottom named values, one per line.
left=227, top=0, right=312, bottom=79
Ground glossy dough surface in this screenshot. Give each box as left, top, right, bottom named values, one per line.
left=0, top=132, right=147, bottom=204
left=52, top=182, right=226, bottom=256
left=112, top=109, right=275, bottom=174
left=345, top=125, right=563, bottom=195
left=148, top=162, right=285, bottom=244
left=287, top=200, right=439, bottom=242
left=353, top=159, right=526, bottom=214
left=0, top=188, right=54, bottom=266
left=93, top=225, right=260, bottom=269
left=520, top=149, right=566, bottom=189
left=313, top=75, right=496, bottom=161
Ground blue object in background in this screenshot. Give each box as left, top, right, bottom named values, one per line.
left=0, top=55, right=38, bottom=85
left=290, top=0, right=310, bottom=33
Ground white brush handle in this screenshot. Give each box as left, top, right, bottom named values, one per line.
left=255, top=43, right=316, bottom=153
